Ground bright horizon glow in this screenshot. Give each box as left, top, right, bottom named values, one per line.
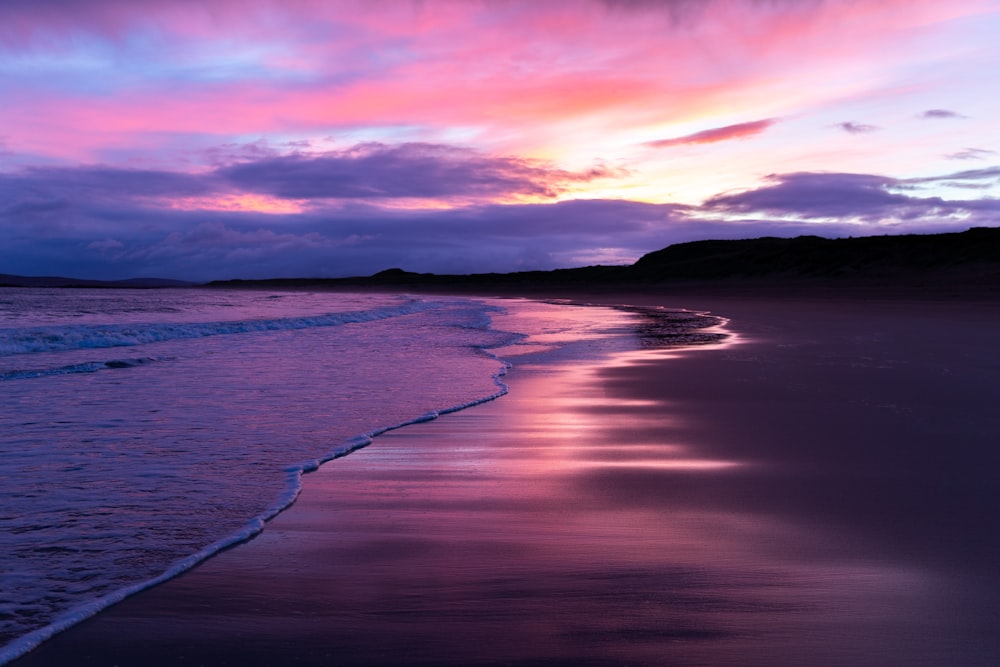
left=1, top=0, right=999, bottom=280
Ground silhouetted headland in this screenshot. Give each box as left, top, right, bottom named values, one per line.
left=5, top=228, right=997, bottom=292
left=208, top=227, right=1000, bottom=295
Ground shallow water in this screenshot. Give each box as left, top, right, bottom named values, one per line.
left=0, top=288, right=721, bottom=664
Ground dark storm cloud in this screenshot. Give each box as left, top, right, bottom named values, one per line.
left=836, top=121, right=879, bottom=134
left=217, top=143, right=607, bottom=200
left=646, top=119, right=776, bottom=148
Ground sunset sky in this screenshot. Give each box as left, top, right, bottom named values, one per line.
left=2, top=0, right=999, bottom=280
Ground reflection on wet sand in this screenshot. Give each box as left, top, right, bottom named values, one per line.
left=11, top=297, right=1000, bottom=667
left=313, top=346, right=936, bottom=666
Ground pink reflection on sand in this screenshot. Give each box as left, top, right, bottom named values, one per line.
left=575, top=458, right=742, bottom=470
left=266, top=300, right=934, bottom=665
left=501, top=353, right=746, bottom=475
left=486, top=299, right=748, bottom=478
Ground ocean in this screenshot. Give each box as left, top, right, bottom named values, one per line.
left=0, top=287, right=726, bottom=664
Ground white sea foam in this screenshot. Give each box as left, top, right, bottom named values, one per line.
left=0, top=298, right=441, bottom=357
left=0, top=352, right=513, bottom=666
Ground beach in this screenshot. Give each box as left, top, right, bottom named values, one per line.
left=11, top=291, right=1000, bottom=666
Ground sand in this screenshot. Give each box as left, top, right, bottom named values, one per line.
left=11, top=291, right=1000, bottom=666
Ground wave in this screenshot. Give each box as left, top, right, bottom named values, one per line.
left=0, top=336, right=511, bottom=665
left=0, top=356, right=164, bottom=382
left=0, top=299, right=441, bottom=358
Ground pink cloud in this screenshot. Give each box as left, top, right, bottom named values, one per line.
left=2, top=0, right=990, bottom=165
left=646, top=119, right=776, bottom=148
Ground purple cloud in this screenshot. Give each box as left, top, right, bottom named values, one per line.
left=0, top=142, right=614, bottom=210
left=217, top=143, right=608, bottom=200
left=705, top=172, right=908, bottom=219
left=86, top=238, right=125, bottom=251
left=2, top=166, right=212, bottom=200
left=945, top=148, right=997, bottom=161
left=836, top=121, right=879, bottom=134
left=0, top=0, right=271, bottom=48
left=198, top=140, right=283, bottom=168
left=919, top=109, right=965, bottom=119
left=901, top=166, right=1000, bottom=194
left=703, top=171, right=1000, bottom=224
left=3, top=153, right=998, bottom=281
left=646, top=119, right=776, bottom=148
left=905, top=166, right=1000, bottom=184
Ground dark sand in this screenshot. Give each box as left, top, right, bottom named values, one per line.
left=12, top=292, right=1000, bottom=666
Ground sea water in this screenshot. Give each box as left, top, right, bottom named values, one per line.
left=0, top=288, right=725, bottom=664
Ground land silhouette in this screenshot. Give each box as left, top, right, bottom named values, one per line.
left=3, top=228, right=998, bottom=292
left=209, top=227, right=1000, bottom=293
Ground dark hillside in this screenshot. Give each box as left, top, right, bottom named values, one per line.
left=207, top=227, right=1000, bottom=292
left=627, top=228, right=1000, bottom=281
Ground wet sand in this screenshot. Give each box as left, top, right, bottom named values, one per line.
left=12, top=292, right=1000, bottom=666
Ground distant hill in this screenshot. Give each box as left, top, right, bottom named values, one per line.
left=209, top=227, right=1000, bottom=292
left=628, top=227, right=1000, bottom=281
left=0, top=274, right=194, bottom=288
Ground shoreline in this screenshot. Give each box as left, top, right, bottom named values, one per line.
left=11, top=290, right=1000, bottom=666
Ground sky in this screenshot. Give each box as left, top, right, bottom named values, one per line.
left=1, top=0, right=999, bottom=281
